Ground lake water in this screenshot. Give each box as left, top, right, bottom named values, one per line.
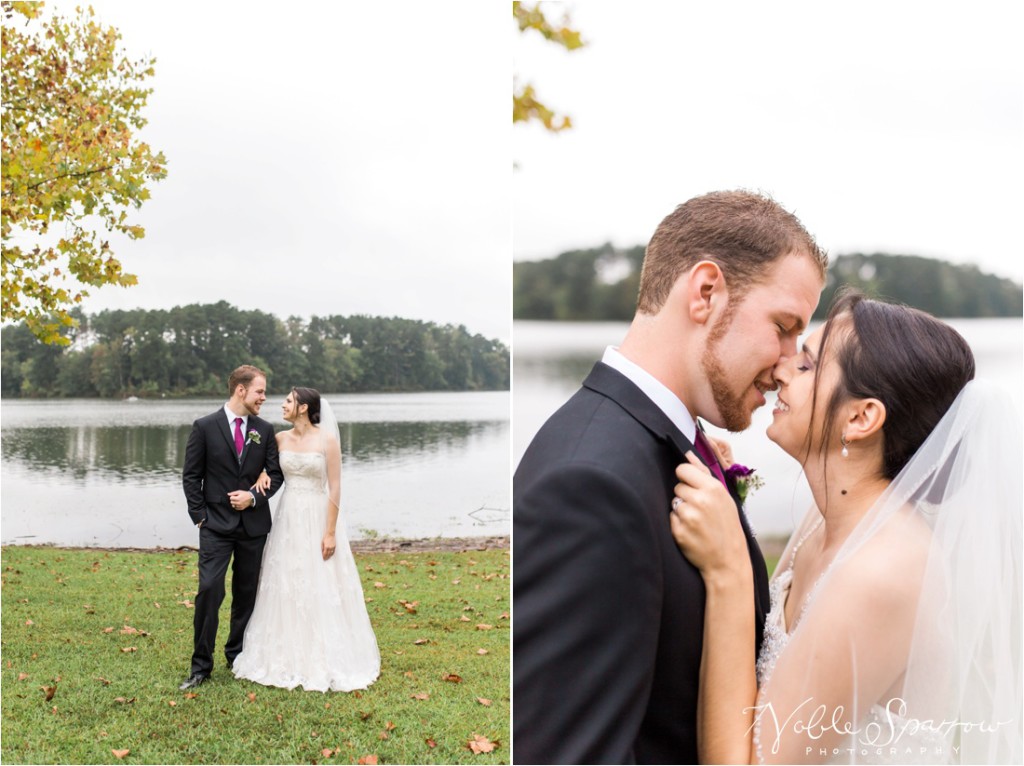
left=1, top=391, right=510, bottom=548
left=514, top=319, right=1023, bottom=536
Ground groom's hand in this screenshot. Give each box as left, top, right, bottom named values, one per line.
left=227, top=490, right=255, bottom=510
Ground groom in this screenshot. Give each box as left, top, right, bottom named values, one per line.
left=179, top=364, right=284, bottom=690
left=513, top=191, right=827, bottom=763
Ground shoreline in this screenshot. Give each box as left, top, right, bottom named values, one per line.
left=0, top=534, right=785, bottom=556
left=0, top=535, right=510, bottom=555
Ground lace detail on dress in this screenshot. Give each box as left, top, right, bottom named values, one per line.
left=275, top=450, right=327, bottom=493
left=752, top=547, right=952, bottom=764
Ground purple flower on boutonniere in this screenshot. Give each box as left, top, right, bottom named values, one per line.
left=724, top=464, right=764, bottom=504
left=246, top=429, right=261, bottom=446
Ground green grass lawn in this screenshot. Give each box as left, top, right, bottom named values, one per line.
left=1, top=545, right=510, bottom=765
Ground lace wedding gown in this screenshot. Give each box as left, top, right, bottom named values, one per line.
left=753, top=543, right=949, bottom=765
left=232, top=451, right=380, bottom=692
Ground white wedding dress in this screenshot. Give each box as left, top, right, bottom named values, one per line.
left=754, top=567, right=949, bottom=765
left=232, top=450, right=380, bottom=692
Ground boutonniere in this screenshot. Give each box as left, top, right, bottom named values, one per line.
left=724, top=464, right=763, bottom=503
left=246, top=429, right=261, bottom=446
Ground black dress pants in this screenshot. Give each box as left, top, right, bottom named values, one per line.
left=190, top=524, right=267, bottom=675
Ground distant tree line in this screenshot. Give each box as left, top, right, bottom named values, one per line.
left=1, top=302, right=509, bottom=398
left=513, top=245, right=1023, bottom=321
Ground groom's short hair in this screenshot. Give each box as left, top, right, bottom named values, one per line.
left=637, top=190, right=827, bottom=314
left=228, top=365, right=266, bottom=395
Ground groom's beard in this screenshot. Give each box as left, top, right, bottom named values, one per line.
left=701, top=311, right=752, bottom=433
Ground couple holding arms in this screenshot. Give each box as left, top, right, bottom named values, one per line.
left=179, top=367, right=379, bottom=693
left=515, top=191, right=1022, bottom=764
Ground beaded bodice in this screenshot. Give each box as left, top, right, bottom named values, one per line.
left=279, top=451, right=325, bottom=493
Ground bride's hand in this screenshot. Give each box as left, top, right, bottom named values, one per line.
left=251, top=471, right=271, bottom=495
left=670, top=451, right=749, bottom=580
left=321, top=532, right=337, bottom=561
left=708, top=436, right=734, bottom=468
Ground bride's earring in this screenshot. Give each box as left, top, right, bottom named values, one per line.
left=841, top=433, right=850, bottom=458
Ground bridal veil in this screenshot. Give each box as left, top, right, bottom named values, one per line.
left=757, top=380, right=1022, bottom=764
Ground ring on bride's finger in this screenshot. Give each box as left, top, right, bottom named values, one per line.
left=672, top=497, right=683, bottom=510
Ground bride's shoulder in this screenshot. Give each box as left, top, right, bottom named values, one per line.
left=832, top=511, right=931, bottom=607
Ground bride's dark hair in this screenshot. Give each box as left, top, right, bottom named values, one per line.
left=812, top=288, right=975, bottom=479
left=291, top=387, right=322, bottom=425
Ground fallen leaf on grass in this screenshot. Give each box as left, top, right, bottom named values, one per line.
left=475, top=624, right=493, bottom=631
left=411, top=693, right=430, bottom=701
left=111, top=749, right=130, bottom=759
left=18, top=672, right=29, bottom=681
left=459, top=616, right=471, bottom=622
left=426, top=738, right=437, bottom=748
left=357, top=756, right=378, bottom=765
left=120, top=647, right=137, bottom=653
left=442, top=673, right=462, bottom=683
left=113, top=697, right=137, bottom=704
left=477, top=698, right=492, bottom=707
left=373, top=582, right=386, bottom=589
left=96, top=676, right=112, bottom=685
left=184, top=692, right=198, bottom=700
left=167, top=700, right=177, bottom=707
left=413, top=638, right=430, bottom=645
left=385, top=721, right=396, bottom=731
left=476, top=649, right=489, bottom=656
left=102, top=627, right=115, bottom=634
left=321, top=747, right=340, bottom=758
left=25, top=619, right=34, bottom=626
left=41, top=684, right=57, bottom=701
left=246, top=692, right=257, bottom=703
left=467, top=734, right=497, bottom=754
left=378, top=731, right=389, bottom=741
left=178, top=600, right=194, bottom=608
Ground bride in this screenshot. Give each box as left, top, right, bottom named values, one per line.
left=670, top=290, right=1021, bottom=764
left=232, top=387, right=380, bottom=692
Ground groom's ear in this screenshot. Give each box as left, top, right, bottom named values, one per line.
left=685, top=260, right=725, bottom=326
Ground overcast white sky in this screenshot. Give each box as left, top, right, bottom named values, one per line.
left=514, top=1, right=1024, bottom=285
left=42, top=0, right=510, bottom=342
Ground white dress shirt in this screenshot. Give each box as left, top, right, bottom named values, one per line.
left=223, top=405, right=256, bottom=507
left=224, top=405, right=248, bottom=436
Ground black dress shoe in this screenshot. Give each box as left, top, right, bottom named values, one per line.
left=179, top=672, right=209, bottom=690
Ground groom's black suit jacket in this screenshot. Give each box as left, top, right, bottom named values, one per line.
left=182, top=409, right=284, bottom=537
left=513, top=363, right=770, bottom=765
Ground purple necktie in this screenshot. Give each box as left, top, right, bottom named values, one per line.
left=233, top=417, right=244, bottom=457
left=694, top=427, right=727, bottom=485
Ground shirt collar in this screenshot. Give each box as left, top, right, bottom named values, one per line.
left=224, top=404, right=248, bottom=430
left=601, top=346, right=697, bottom=441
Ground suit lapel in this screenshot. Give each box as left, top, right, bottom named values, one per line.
left=583, top=362, right=768, bottom=631
left=238, top=416, right=264, bottom=472
left=584, top=363, right=693, bottom=454
left=217, top=412, right=240, bottom=465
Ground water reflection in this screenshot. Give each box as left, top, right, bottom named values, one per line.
left=1, top=392, right=510, bottom=546
left=2, top=420, right=507, bottom=485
